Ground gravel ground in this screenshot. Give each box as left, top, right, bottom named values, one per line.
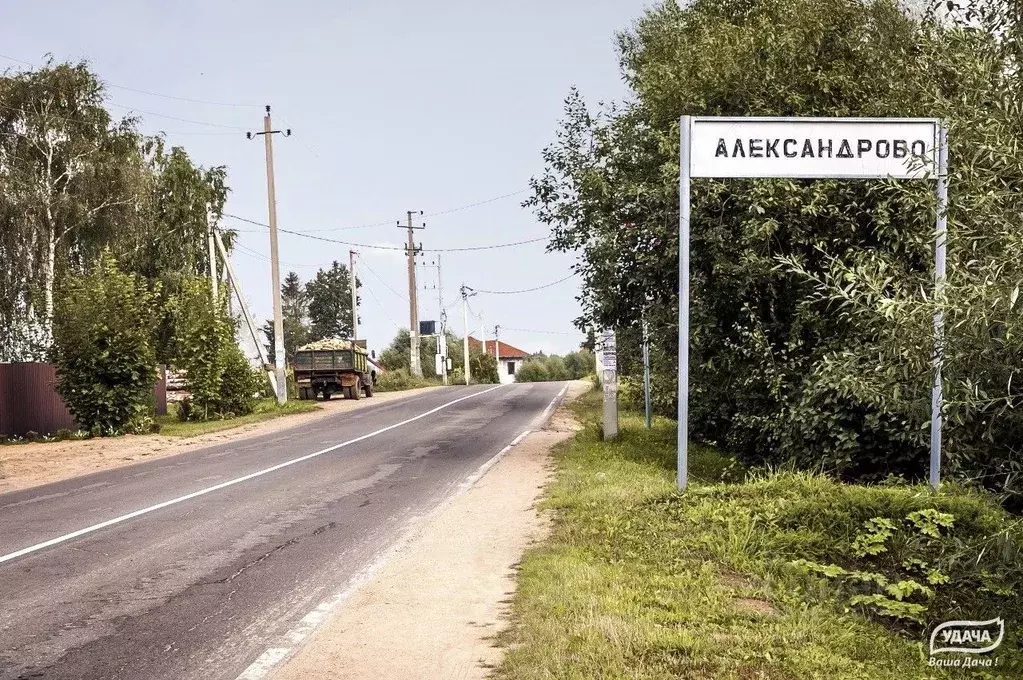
left=271, top=380, right=590, bottom=680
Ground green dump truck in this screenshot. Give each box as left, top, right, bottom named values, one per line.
left=294, top=339, right=376, bottom=401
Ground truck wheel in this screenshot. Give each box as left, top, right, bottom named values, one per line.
left=364, top=381, right=374, bottom=398
left=352, top=379, right=362, bottom=400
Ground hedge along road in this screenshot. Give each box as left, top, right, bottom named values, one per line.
left=0, top=382, right=567, bottom=680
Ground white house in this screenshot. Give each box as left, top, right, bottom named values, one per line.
left=468, top=336, right=530, bottom=384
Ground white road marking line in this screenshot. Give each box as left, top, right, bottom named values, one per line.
left=236, top=648, right=291, bottom=680
left=0, top=385, right=507, bottom=566
left=533, top=382, right=569, bottom=428
left=231, top=383, right=568, bottom=680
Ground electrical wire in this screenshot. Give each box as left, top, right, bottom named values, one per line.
left=362, top=283, right=402, bottom=330
left=228, top=189, right=530, bottom=234
left=0, top=53, right=260, bottom=108
left=426, top=189, right=529, bottom=217
left=355, top=253, right=408, bottom=301
left=105, top=102, right=249, bottom=130
left=501, top=327, right=586, bottom=336
left=469, top=273, right=576, bottom=295
left=222, top=213, right=549, bottom=252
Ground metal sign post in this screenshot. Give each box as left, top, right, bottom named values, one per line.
left=602, top=329, right=618, bottom=440
left=678, top=116, right=947, bottom=491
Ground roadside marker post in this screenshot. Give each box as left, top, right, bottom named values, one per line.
left=677, top=116, right=947, bottom=491
left=602, top=328, right=618, bottom=441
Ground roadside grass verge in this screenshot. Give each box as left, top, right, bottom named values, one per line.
left=155, top=398, right=320, bottom=437
left=374, top=369, right=444, bottom=393
left=497, top=391, right=1022, bottom=679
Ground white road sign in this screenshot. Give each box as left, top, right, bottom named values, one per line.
left=676, top=116, right=948, bottom=493
left=689, top=118, right=938, bottom=179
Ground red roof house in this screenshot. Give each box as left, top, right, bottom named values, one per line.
left=467, top=336, right=530, bottom=383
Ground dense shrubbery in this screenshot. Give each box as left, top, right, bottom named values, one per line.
left=469, top=349, right=500, bottom=384
left=530, top=0, right=1023, bottom=504
left=376, top=368, right=436, bottom=392
left=379, top=329, right=464, bottom=378
left=171, top=277, right=261, bottom=421
left=52, top=253, right=160, bottom=435
left=516, top=350, right=593, bottom=382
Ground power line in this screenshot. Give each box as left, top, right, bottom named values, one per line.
left=234, top=189, right=530, bottom=234
left=0, top=53, right=259, bottom=108
left=222, top=213, right=550, bottom=252
left=355, top=253, right=408, bottom=301
left=106, top=102, right=249, bottom=130
left=362, top=282, right=402, bottom=330
left=468, top=273, right=576, bottom=295
left=426, top=189, right=529, bottom=217
left=502, top=327, right=586, bottom=336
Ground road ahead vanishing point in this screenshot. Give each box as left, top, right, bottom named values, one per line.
left=0, top=382, right=566, bottom=680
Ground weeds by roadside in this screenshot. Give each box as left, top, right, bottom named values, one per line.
left=155, top=398, right=320, bottom=437
left=497, top=391, right=1022, bottom=679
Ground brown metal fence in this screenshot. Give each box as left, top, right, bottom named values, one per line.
left=0, top=363, right=167, bottom=437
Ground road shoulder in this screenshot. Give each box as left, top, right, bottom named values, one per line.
left=270, top=380, right=589, bottom=680
left=0, top=386, right=445, bottom=495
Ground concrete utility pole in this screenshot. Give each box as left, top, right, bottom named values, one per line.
left=349, top=250, right=359, bottom=340
left=400, top=211, right=425, bottom=378
left=436, top=254, right=447, bottom=385
left=461, top=284, right=474, bottom=385
left=494, top=325, right=501, bottom=380
left=247, top=105, right=291, bottom=405
left=206, top=205, right=218, bottom=304
left=212, top=228, right=278, bottom=396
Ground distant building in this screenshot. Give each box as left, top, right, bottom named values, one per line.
left=468, top=336, right=530, bottom=384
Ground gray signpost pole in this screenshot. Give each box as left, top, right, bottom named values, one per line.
left=677, top=116, right=692, bottom=491
left=677, top=116, right=943, bottom=494
left=642, top=317, right=652, bottom=430
left=602, top=329, right=618, bottom=441
left=930, top=125, right=949, bottom=491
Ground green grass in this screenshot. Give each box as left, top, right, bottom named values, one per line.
left=496, top=390, right=1022, bottom=679
left=155, top=398, right=320, bottom=437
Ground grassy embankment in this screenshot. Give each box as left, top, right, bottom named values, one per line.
left=497, top=390, right=1022, bottom=679
left=155, top=398, right=320, bottom=437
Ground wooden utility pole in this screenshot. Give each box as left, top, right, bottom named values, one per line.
left=399, top=211, right=425, bottom=377
left=247, top=105, right=291, bottom=404
left=349, top=250, right=359, bottom=340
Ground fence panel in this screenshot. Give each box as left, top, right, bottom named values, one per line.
left=0, top=364, right=168, bottom=437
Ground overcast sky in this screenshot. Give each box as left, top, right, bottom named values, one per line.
left=2, top=0, right=650, bottom=356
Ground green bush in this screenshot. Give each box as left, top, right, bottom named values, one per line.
left=52, top=253, right=160, bottom=435
left=530, top=0, right=1023, bottom=505
left=469, top=349, right=499, bottom=384
left=171, top=277, right=259, bottom=420
left=217, top=343, right=261, bottom=417
left=517, top=351, right=593, bottom=383
left=376, top=368, right=435, bottom=392
left=515, top=360, right=550, bottom=383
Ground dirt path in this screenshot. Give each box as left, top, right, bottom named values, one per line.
left=0, top=386, right=444, bottom=495
left=271, top=380, right=589, bottom=680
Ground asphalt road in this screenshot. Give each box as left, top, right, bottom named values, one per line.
left=0, top=381, right=566, bottom=680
